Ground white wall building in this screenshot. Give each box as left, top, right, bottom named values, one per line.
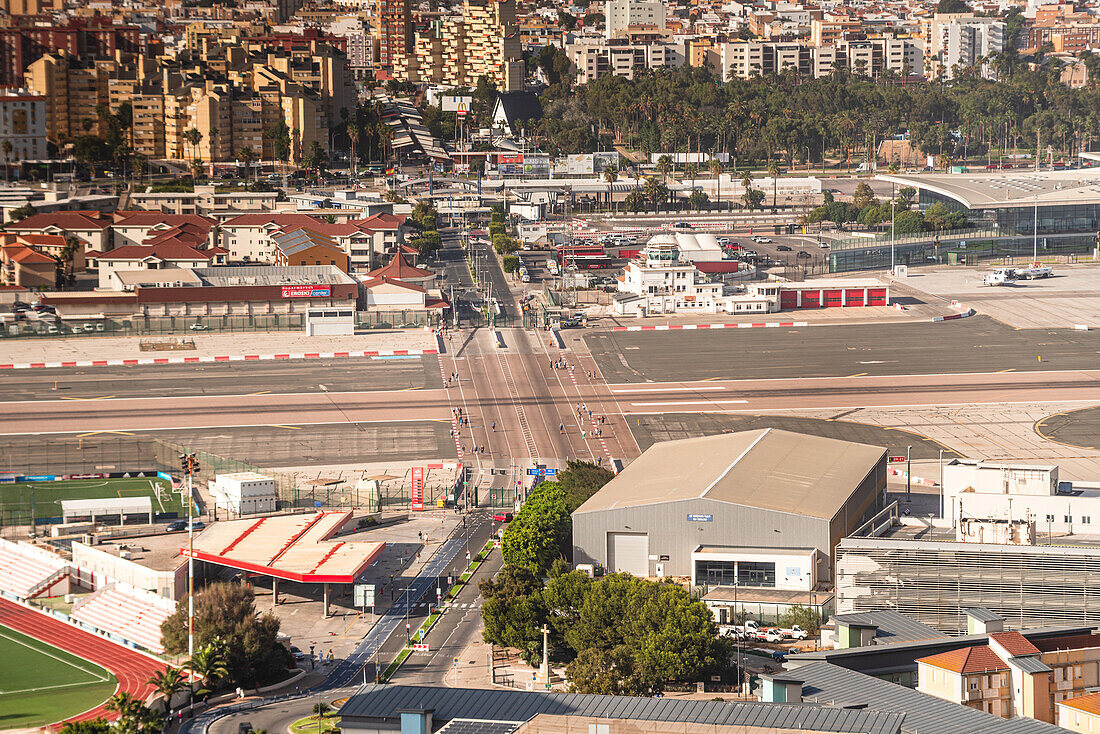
left=943, top=459, right=1100, bottom=535
left=615, top=241, right=724, bottom=315
left=604, top=0, right=666, bottom=38
left=945, top=19, right=1005, bottom=79
left=210, top=472, right=278, bottom=516
left=0, top=90, right=47, bottom=165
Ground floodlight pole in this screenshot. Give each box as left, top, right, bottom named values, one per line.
left=187, top=458, right=195, bottom=658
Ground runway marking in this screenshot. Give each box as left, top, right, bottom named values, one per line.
left=630, top=400, right=748, bottom=406
left=401, top=387, right=423, bottom=391
left=610, top=386, right=727, bottom=393
left=845, top=373, right=869, bottom=378
left=267, top=424, right=302, bottom=430
left=75, top=430, right=134, bottom=438
left=997, top=368, right=1017, bottom=373
left=701, top=376, right=724, bottom=382
left=247, top=390, right=272, bottom=395
left=60, top=395, right=116, bottom=401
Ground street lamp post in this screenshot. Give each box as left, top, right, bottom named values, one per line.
left=1032, top=194, right=1039, bottom=263
left=890, top=199, right=896, bottom=273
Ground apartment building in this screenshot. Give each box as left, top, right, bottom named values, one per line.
left=0, top=18, right=139, bottom=88
left=392, top=0, right=523, bottom=91
left=604, top=0, right=666, bottom=39
left=0, top=90, right=47, bottom=164
left=710, top=38, right=921, bottom=81
left=945, top=18, right=1006, bottom=79
left=810, top=14, right=862, bottom=46
left=1060, top=693, right=1100, bottom=734
left=917, top=629, right=1100, bottom=726
left=567, top=38, right=679, bottom=82
left=24, top=53, right=114, bottom=143
left=375, top=0, right=413, bottom=73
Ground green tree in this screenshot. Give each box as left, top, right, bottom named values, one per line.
left=59, top=721, right=113, bottom=734
left=892, top=209, right=926, bottom=234
left=161, top=582, right=289, bottom=688
left=501, top=482, right=571, bottom=572
left=624, top=187, right=647, bottom=212
left=936, top=0, right=970, bottom=12
left=557, top=461, right=615, bottom=513
left=643, top=176, right=668, bottom=213
left=303, top=140, right=326, bottom=173
left=741, top=187, right=765, bottom=210
left=147, top=666, right=188, bottom=710
left=502, top=254, right=520, bottom=273
left=779, top=604, right=822, bottom=634
left=479, top=565, right=547, bottom=663
left=557, top=10, right=577, bottom=30
left=187, top=642, right=229, bottom=694
left=106, top=692, right=162, bottom=734
left=767, top=161, right=780, bottom=211
left=656, top=154, right=673, bottom=182
left=9, top=203, right=35, bottom=222
left=237, top=146, right=255, bottom=181
left=925, top=201, right=968, bottom=230
left=895, top=186, right=916, bottom=210
left=567, top=645, right=648, bottom=695
left=264, top=120, right=292, bottom=179
left=688, top=190, right=709, bottom=210
left=183, top=127, right=203, bottom=163
left=852, top=181, right=878, bottom=210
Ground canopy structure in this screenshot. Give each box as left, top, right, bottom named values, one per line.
left=62, top=496, right=152, bottom=523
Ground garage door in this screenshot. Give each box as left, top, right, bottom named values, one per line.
left=779, top=290, right=798, bottom=310
left=844, top=288, right=865, bottom=307
left=607, top=532, right=649, bottom=576
left=867, top=287, right=888, bottom=306
left=824, top=289, right=843, bottom=307
left=800, top=289, right=821, bottom=308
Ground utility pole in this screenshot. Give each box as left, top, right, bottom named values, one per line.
left=179, top=452, right=200, bottom=658
left=1032, top=194, right=1039, bottom=264
left=906, top=445, right=912, bottom=497
left=890, top=199, right=896, bottom=274
left=540, top=624, right=550, bottom=686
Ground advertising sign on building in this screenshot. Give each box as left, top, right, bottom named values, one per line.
left=411, top=466, right=425, bottom=511
left=441, top=95, right=473, bottom=112
left=281, top=285, right=332, bottom=298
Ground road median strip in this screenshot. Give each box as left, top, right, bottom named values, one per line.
left=0, top=348, right=439, bottom=370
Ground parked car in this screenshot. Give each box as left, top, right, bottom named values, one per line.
left=755, top=237, right=772, bottom=243
left=776, top=244, right=792, bottom=252
left=189, top=323, right=210, bottom=331
left=672, top=221, right=693, bottom=230
left=166, top=520, right=205, bottom=532
left=492, top=512, right=514, bottom=522
left=797, top=250, right=811, bottom=259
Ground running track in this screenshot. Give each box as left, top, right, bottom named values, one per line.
left=0, top=597, right=165, bottom=723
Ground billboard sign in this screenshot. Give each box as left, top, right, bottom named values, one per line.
left=411, top=466, right=425, bottom=511
left=354, top=583, right=376, bottom=607
left=281, top=285, right=331, bottom=298
left=441, top=95, right=472, bottom=112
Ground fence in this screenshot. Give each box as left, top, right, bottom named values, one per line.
left=1, top=311, right=442, bottom=340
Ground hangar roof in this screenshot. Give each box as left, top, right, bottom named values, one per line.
left=876, top=169, right=1100, bottom=209
left=572, top=429, right=885, bottom=519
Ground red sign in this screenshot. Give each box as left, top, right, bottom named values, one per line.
left=411, top=466, right=425, bottom=511
left=889, top=456, right=907, bottom=463
left=498, top=154, right=523, bottom=165
left=280, top=285, right=332, bottom=298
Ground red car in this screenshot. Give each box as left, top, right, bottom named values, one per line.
left=493, top=512, right=514, bottom=522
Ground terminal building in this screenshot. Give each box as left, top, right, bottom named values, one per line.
left=572, top=429, right=887, bottom=589
left=831, top=167, right=1100, bottom=272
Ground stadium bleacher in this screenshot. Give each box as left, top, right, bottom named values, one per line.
left=71, top=586, right=172, bottom=653
left=0, top=539, right=70, bottom=599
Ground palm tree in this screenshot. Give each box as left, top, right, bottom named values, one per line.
left=708, top=157, right=723, bottom=211
left=685, top=162, right=698, bottom=192
left=183, top=128, right=203, bottom=166
left=1, top=139, right=11, bottom=182
left=191, top=158, right=205, bottom=183
left=602, top=165, right=618, bottom=211
left=643, top=176, right=667, bottom=214
left=107, top=692, right=162, bottom=734
left=347, top=122, right=359, bottom=177
left=187, top=644, right=228, bottom=695
left=768, top=161, right=780, bottom=212
left=148, top=666, right=188, bottom=711
left=237, top=146, right=255, bottom=181
left=313, top=702, right=332, bottom=734
left=655, top=154, right=673, bottom=183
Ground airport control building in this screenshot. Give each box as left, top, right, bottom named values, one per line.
left=571, top=429, right=887, bottom=587
left=831, top=166, right=1100, bottom=272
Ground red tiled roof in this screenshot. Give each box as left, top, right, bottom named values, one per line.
left=989, top=631, right=1041, bottom=657
left=90, top=243, right=216, bottom=261
left=112, top=212, right=216, bottom=227
left=360, top=275, right=425, bottom=293
left=1061, top=692, right=1100, bottom=716
left=6, top=212, right=111, bottom=230
left=16, top=233, right=69, bottom=247
left=917, top=645, right=1007, bottom=675
left=3, top=243, right=56, bottom=265
left=366, top=254, right=433, bottom=280
left=350, top=213, right=406, bottom=230
left=222, top=213, right=326, bottom=228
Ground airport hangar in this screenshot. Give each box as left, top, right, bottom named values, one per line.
left=571, top=428, right=888, bottom=592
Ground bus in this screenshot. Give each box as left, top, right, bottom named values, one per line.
left=556, top=244, right=609, bottom=269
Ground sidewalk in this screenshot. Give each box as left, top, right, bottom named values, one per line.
left=0, top=329, right=437, bottom=368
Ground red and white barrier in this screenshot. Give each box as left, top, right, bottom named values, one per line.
left=888, top=466, right=938, bottom=487
left=0, top=348, right=439, bottom=370
left=613, top=321, right=807, bottom=332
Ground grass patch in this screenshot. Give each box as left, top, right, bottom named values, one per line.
left=0, top=477, right=181, bottom=522
left=0, top=625, right=118, bottom=728
left=288, top=713, right=340, bottom=734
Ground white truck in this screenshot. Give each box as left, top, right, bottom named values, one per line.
left=983, top=268, right=1015, bottom=286
left=775, top=625, right=810, bottom=641
left=1015, top=265, right=1053, bottom=279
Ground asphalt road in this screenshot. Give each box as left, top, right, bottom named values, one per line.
left=2, top=357, right=443, bottom=401
left=586, top=316, right=1100, bottom=382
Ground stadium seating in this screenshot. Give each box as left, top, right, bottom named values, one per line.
left=71, top=587, right=172, bottom=653
left=0, top=539, right=69, bottom=599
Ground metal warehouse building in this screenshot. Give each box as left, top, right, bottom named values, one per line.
left=572, top=429, right=887, bottom=586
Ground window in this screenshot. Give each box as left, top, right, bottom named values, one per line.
left=1083, top=516, right=1092, bottom=524
left=1046, top=514, right=1055, bottom=523
left=1065, top=515, right=1073, bottom=523
left=970, top=680, right=979, bottom=690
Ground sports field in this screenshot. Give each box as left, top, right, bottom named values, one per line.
left=0, top=476, right=184, bottom=522
left=0, top=625, right=118, bottom=727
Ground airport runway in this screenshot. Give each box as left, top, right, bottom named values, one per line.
left=585, top=316, right=1100, bottom=382
left=7, top=369, right=1100, bottom=437
left=0, top=356, right=442, bottom=401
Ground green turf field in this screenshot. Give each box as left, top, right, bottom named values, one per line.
left=0, top=476, right=184, bottom=522
left=0, top=625, right=118, bottom=728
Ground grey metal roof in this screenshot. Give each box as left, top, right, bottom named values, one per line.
left=793, top=662, right=1071, bottom=734
left=434, top=720, right=522, bottom=734
left=1009, top=656, right=1054, bottom=674
left=830, top=611, right=945, bottom=643
left=339, top=685, right=904, bottom=734
left=965, top=607, right=1005, bottom=623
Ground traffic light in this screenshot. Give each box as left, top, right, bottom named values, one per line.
left=179, top=453, right=189, bottom=473
left=1094, top=231, right=1100, bottom=248
left=178, top=453, right=200, bottom=476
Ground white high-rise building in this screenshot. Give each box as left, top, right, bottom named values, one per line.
left=604, top=0, right=666, bottom=38
left=945, top=18, right=1006, bottom=79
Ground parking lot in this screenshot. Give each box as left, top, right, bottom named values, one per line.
left=894, top=262, right=1100, bottom=328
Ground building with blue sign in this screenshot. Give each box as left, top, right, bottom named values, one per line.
left=571, top=429, right=886, bottom=593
